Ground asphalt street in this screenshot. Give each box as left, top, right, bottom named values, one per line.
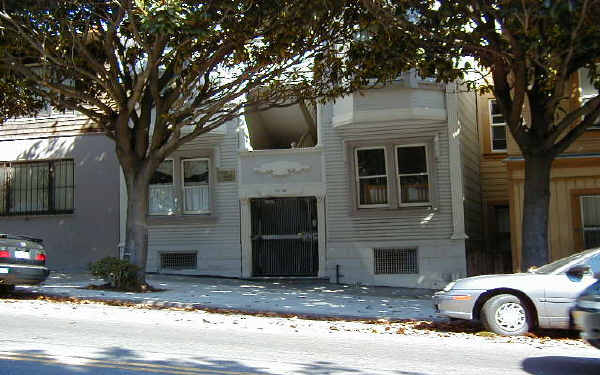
left=1, top=300, right=599, bottom=375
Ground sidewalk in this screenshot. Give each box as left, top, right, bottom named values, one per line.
left=20, top=272, right=438, bottom=321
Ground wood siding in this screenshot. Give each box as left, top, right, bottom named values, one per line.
left=146, top=121, right=241, bottom=276
left=508, top=161, right=600, bottom=271
left=0, top=114, right=102, bottom=140
left=458, top=89, right=482, bottom=242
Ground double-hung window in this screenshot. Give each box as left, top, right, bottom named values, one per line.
left=355, top=147, right=388, bottom=207
left=353, top=143, right=433, bottom=210
left=0, top=159, right=74, bottom=216
left=396, top=145, right=430, bottom=205
left=581, top=195, right=600, bottom=249
left=489, top=99, right=508, bottom=152
left=149, top=156, right=212, bottom=216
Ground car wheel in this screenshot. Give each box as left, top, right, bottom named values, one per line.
left=481, top=294, right=532, bottom=336
left=0, top=284, right=15, bottom=294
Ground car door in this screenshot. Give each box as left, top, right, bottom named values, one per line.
left=543, top=254, right=600, bottom=328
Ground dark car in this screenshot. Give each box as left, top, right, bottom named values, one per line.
left=0, top=234, right=49, bottom=293
left=573, top=276, right=600, bottom=349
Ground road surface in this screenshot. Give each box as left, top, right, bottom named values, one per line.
left=1, top=299, right=598, bottom=374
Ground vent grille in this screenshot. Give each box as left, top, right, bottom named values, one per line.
left=160, top=252, right=197, bottom=270
left=374, top=248, right=418, bottom=274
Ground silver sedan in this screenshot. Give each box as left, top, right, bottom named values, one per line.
left=433, top=248, right=600, bottom=335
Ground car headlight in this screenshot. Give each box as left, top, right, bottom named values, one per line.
left=443, top=281, right=456, bottom=292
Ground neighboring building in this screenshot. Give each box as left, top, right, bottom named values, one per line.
left=133, top=71, right=482, bottom=289
left=0, top=111, right=120, bottom=271
left=477, top=69, right=600, bottom=273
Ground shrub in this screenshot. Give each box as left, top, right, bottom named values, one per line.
left=89, top=257, right=141, bottom=291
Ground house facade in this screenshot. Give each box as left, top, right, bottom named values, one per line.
left=0, top=112, right=120, bottom=270
left=131, top=72, right=482, bottom=289
left=477, top=68, right=600, bottom=273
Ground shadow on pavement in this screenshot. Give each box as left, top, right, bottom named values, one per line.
left=522, top=356, right=600, bottom=375
left=0, top=348, right=391, bottom=375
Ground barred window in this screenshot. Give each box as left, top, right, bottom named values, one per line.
left=0, top=159, right=74, bottom=216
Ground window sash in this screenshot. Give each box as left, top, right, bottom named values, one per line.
left=0, top=159, right=74, bottom=216
left=182, top=158, right=210, bottom=214
left=489, top=99, right=508, bottom=152
left=355, top=147, right=389, bottom=207
left=149, top=159, right=176, bottom=215
left=396, top=145, right=430, bottom=205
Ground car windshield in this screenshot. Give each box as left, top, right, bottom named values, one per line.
left=532, top=248, right=600, bottom=275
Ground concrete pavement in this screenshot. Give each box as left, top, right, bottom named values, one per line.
left=20, top=272, right=437, bottom=321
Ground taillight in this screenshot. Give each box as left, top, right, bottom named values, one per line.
left=0, top=250, right=9, bottom=258
left=35, top=253, right=46, bottom=262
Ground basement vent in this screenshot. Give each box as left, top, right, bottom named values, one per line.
left=160, top=252, right=197, bottom=270
left=374, top=248, right=418, bottom=274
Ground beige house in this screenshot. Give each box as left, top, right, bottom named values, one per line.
left=476, top=69, right=600, bottom=273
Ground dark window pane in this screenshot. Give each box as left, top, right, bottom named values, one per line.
left=490, top=100, right=501, bottom=115
left=399, top=175, right=429, bottom=203
left=491, top=115, right=506, bottom=124
left=397, top=146, right=427, bottom=174
left=183, top=160, right=209, bottom=186
left=150, top=160, right=174, bottom=185
left=492, top=125, right=507, bottom=150
left=359, top=177, right=387, bottom=205
left=357, top=148, right=386, bottom=176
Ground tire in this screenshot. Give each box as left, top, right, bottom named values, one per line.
left=481, top=294, right=532, bottom=336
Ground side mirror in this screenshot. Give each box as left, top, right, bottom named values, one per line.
left=567, top=264, right=591, bottom=279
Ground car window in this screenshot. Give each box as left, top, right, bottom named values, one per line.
left=583, top=254, right=600, bottom=274
left=533, top=248, right=600, bottom=274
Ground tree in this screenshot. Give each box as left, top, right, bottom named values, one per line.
left=0, top=0, right=365, bottom=286
left=357, top=0, right=600, bottom=270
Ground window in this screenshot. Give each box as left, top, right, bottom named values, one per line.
left=182, top=158, right=210, bottom=214
left=351, top=142, right=433, bottom=210
left=374, top=248, right=418, bottom=274
left=581, top=195, right=600, bottom=249
left=489, top=99, right=508, bottom=152
left=149, top=160, right=176, bottom=215
left=0, top=159, right=74, bottom=216
left=148, top=156, right=212, bottom=216
left=396, top=146, right=429, bottom=205
left=355, top=147, right=388, bottom=207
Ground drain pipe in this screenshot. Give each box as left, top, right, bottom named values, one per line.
left=336, top=264, right=343, bottom=284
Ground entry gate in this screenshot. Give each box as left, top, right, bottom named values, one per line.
left=251, top=197, right=318, bottom=276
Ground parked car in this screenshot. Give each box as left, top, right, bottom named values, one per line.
left=573, top=277, right=600, bottom=349
left=433, top=247, right=600, bottom=335
left=0, top=234, right=49, bottom=293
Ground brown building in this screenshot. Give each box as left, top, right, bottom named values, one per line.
left=477, top=69, right=600, bottom=274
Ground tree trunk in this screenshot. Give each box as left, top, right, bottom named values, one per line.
left=124, top=173, right=151, bottom=285
left=521, top=154, right=553, bottom=271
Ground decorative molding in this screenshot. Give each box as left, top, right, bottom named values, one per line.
left=254, top=160, right=311, bottom=177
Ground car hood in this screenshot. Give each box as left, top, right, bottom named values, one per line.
left=452, top=273, right=548, bottom=290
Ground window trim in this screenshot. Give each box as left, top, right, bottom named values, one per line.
left=0, top=158, right=75, bottom=216
left=181, top=157, right=211, bottom=215
left=571, top=188, right=600, bottom=251
left=580, top=194, right=600, bottom=249
left=347, top=138, right=437, bottom=214
left=354, top=146, right=390, bottom=209
left=395, top=144, right=431, bottom=206
left=489, top=99, right=508, bottom=153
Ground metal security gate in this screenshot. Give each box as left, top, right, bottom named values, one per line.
left=251, top=197, right=318, bottom=276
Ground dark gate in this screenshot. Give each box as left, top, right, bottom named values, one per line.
left=251, top=197, right=318, bottom=276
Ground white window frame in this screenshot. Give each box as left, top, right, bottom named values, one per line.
left=489, top=99, right=508, bottom=152
left=395, top=144, right=431, bottom=206
left=354, top=146, right=389, bottom=209
left=181, top=157, right=211, bottom=214
left=580, top=195, right=600, bottom=249
left=148, top=158, right=176, bottom=216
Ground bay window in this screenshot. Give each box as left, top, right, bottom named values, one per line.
left=351, top=141, right=434, bottom=211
